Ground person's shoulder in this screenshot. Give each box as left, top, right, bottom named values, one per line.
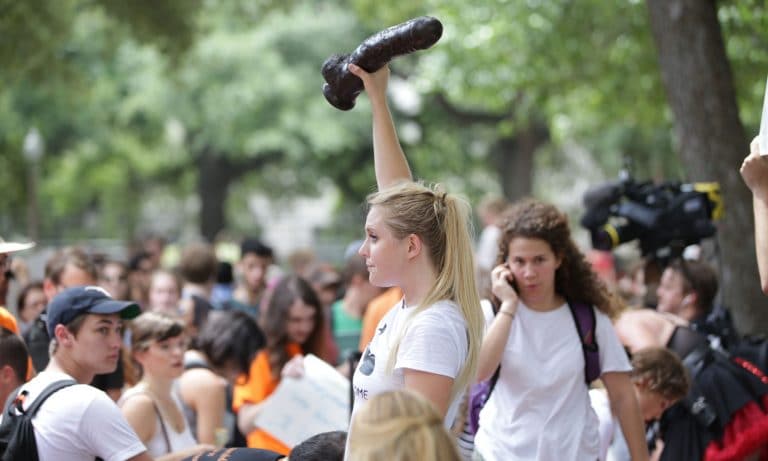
left=419, top=299, right=464, bottom=321
left=118, top=388, right=154, bottom=408
left=117, top=389, right=155, bottom=420
left=409, top=300, right=466, bottom=332
left=181, top=367, right=227, bottom=394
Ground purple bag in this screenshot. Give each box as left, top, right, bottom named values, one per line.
left=467, top=368, right=500, bottom=434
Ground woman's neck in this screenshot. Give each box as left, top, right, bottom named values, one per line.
left=400, top=271, right=438, bottom=308
left=523, top=292, right=565, bottom=312
left=140, top=374, right=174, bottom=398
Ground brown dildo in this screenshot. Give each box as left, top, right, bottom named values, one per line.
left=321, top=16, right=443, bottom=111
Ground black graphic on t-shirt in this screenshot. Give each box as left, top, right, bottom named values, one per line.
left=359, top=346, right=376, bottom=375
left=378, top=323, right=387, bottom=335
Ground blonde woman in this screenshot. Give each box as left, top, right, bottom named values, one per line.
left=346, top=63, right=483, bottom=428
left=119, top=312, right=212, bottom=460
left=349, top=390, right=462, bottom=461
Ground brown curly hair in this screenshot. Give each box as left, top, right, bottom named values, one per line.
left=496, top=199, right=620, bottom=317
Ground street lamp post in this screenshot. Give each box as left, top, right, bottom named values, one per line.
left=23, top=127, right=44, bottom=241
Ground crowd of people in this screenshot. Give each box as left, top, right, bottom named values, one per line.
left=1, top=64, right=768, bottom=461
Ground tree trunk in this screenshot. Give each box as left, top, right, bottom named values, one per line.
left=646, top=0, right=768, bottom=334
left=492, top=120, right=549, bottom=201
left=196, top=151, right=231, bottom=242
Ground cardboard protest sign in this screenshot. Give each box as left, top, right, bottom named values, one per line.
left=254, top=354, right=350, bottom=447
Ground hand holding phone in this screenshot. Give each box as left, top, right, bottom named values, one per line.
left=490, top=264, right=519, bottom=311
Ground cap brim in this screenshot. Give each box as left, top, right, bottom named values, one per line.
left=0, top=242, right=35, bottom=254
left=88, top=300, right=142, bottom=320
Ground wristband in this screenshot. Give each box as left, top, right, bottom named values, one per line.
left=499, top=310, right=515, bottom=318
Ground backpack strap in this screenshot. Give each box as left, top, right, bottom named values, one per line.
left=567, top=301, right=601, bottom=384
left=19, top=379, right=78, bottom=417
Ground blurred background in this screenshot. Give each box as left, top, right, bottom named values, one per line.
left=0, top=0, right=766, bottom=331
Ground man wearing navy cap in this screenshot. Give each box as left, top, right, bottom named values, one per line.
left=7, top=286, right=151, bottom=461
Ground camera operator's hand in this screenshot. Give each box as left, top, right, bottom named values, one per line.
left=743, top=136, right=768, bottom=200
left=348, top=63, right=389, bottom=106
left=490, top=264, right=519, bottom=315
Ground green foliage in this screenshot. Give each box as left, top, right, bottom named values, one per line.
left=350, top=0, right=677, bottom=181
left=3, top=0, right=768, bottom=242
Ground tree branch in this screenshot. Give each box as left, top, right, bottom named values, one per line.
left=430, top=93, right=513, bottom=124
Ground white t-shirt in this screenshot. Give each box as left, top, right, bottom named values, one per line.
left=590, top=389, right=615, bottom=461
left=590, top=389, right=630, bottom=461
left=350, top=298, right=469, bottom=428
left=474, top=301, right=631, bottom=461
left=14, top=371, right=147, bottom=461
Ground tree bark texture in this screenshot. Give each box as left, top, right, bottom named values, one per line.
left=196, top=151, right=231, bottom=242
left=492, top=120, right=549, bottom=202
left=646, top=0, right=767, bottom=334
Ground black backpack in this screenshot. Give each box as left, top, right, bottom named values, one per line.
left=0, top=379, right=76, bottom=461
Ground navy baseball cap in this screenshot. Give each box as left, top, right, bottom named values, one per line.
left=47, top=286, right=141, bottom=337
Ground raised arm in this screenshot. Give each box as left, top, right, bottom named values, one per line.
left=743, top=137, right=768, bottom=295
left=348, top=63, right=412, bottom=189
left=477, top=265, right=518, bottom=381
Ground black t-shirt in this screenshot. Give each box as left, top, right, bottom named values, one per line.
left=182, top=448, right=283, bottom=461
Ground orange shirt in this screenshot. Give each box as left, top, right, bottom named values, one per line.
left=358, top=287, right=403, bottom=351
left=0, top=306, right=19, bottom=334
left=233, top=343, right=302, bottom=454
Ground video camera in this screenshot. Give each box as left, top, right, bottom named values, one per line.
left=580, top=171, right=723, bottom=260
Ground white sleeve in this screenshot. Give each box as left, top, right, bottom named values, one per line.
left=395, top=308, right=467, bottom=378
left=78, top=392, right=147, bottom=461
left=595, top=310, right=632, bottom=375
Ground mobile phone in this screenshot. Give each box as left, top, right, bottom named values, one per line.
left=503, top=263, right=518, bottom=291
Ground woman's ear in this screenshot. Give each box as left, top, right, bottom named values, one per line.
left=406, top=234, right=422, bottom=259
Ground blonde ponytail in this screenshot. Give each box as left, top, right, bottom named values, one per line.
left=368, top=182, right=483, bottom=402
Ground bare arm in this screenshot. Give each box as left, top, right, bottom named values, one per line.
left=119, top=394, right=157, bottom=445
left=403, top=369, right=453, bottom=417
left=236, top=401, right=268, bottom=435
left=753, top=197, right=768, bottom=294
left=743, top=137, right=768, bottom=294
left=121, top=395, right=214, bottom=461
left=477, top=265, right=518, bottom=381
left=179, top=370, right=227, bottom=445
left=126, top=453, right=154, bottom=461
left=348, top=63, right=412, bottom=189
left=602, top=371, right=649, bottom=461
